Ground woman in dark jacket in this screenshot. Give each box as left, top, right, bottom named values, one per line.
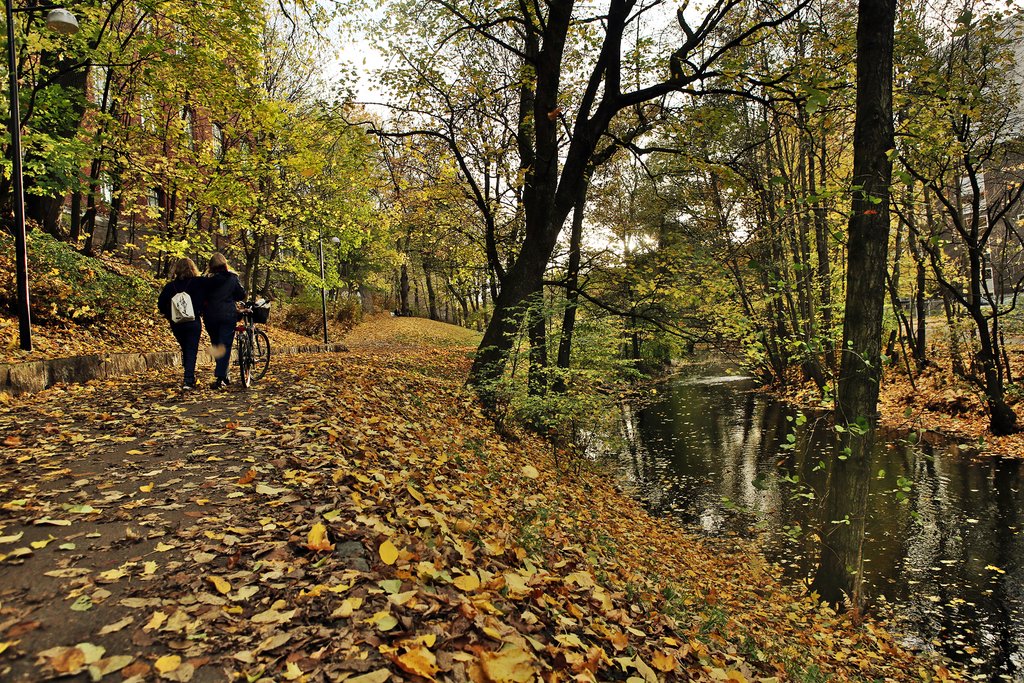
left=203, top=252, right=246, bottom=389
left=157, top=257, right=206, bottom=390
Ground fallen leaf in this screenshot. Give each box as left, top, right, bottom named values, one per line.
left=379, top=539, right=399, bottom=565
left=453, top=572, right=480, bottom=592
left=144, top=611, right=168, bottom=632
left=395, top=645, right=438, bottom=679
left=207, top=575, right=231, bottom=595
left=650, top=649, right=676, bottom=672
left=98, top=616, right=135, bottom=635
left=30, top=535, right=56, bottom=549
left=306, top=523, right=334, bottom=551
left=87, top=654, right=135, bottom=679
left=154, top=654, right=181, bottom=674
left=49, top=647, right=87, bottom=675
left=347, top=670, right=392, bottom=683
left=33, top=517, right=72, bottom=526
left=251, top=607, right=297, bottom=624
left=70, top=595, right=93, bottom=612
left=370, top=610, right=398, bottom=631
left=332, top=596, right=364, bottom=618
left=480, top=644, right=537, bottom=683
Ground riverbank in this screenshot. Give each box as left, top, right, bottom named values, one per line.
left=772, top=357, right=1024, bottom=459
left=0, top=317, right=959, bottom=681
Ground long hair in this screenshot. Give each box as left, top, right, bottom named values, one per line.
left=208, top=252, right=232, bottom=274
left=172, top=257, right=200, bottom=280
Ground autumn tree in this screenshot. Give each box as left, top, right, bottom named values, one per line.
left=376, top=0, right=806, bottom=404
left=897, top=1, right=1024, bottom=435
left=380, top=138, right=499, bottom=323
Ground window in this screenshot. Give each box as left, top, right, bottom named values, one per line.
left=147, top=188, right=161, bottom=210
left=180, top=107, right=195, bottom=150
left=212, top=123, right=224, bottom=158
left=139, top=93, right=155, bottom=130
left=89, top=66, right=109, bottom=110
left=98, top=174, right=113, bottom=204
left=959, top=172, right=987, bottom=213
left=183, top=202, right=201, bottom=231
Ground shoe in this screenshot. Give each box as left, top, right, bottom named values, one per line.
left=210, top=378, right=225, bottom=390
left=222, top=377, right=232, bottom=386
left=182, top=384, right=193, bottom=391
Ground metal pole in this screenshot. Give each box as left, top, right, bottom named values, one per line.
left=6, top=0, right=31, bottom=351
left=319, top=234, right=328, bottom=344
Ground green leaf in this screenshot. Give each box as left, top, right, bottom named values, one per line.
left=70, top=595, right=93, bottom=611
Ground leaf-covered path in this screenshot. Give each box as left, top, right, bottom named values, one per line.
left=1, top=318, right=957, bottom=682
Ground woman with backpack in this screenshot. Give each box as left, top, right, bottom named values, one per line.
left=158, top=257, right=206, bottom=390
left=203, top=252, right=246, bottom=389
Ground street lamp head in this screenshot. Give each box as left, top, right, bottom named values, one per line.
left=45, top=8, right=79, bottom=35
left=330, top=237, right=341, bottom=245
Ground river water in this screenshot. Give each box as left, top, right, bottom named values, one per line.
left=611, top=369, right=1024, bottom=681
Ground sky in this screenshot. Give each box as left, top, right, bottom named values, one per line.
left=325, top=3, right=390, bottom=105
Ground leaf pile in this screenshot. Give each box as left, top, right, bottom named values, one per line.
left=0, top=317, right=960, bottom=681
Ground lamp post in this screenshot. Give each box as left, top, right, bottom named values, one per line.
left=319, top=234, right=341, bottom=344
left=6, top=2, right=79, bottom=352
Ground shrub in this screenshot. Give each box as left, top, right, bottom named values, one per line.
left=479, top=305, right=639, bottom=471
left=0, top=231, right=157, bottom=326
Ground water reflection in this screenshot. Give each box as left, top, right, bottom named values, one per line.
left=613, top=371, right=1024, bottom=680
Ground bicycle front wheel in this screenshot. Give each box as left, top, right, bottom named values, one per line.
left=251, top=329, right=271, bottom=381
left=237, top=332, right=253, bottom=388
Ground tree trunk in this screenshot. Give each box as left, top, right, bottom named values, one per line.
left=556, top=187, right=587, bottom=382
left=812, top=131, right=835, bottom=373
left=102, top=188, right=121, bottom=253
left=470, top=236, right=553, bottom=399
left=813, top=0, right=896, bottom=608
left=400, top=264, right=411, bottom=316
left=69, top=192, right=82, bottom=244
left=905, top=185, right=927, bottom=364
left=969, top=302, right=1017, bottom=434
left=528, top=299, right=548, bottom=396
left=425, top=269, right=438, bottom=320
left=81, top=157, right=104, bottom=257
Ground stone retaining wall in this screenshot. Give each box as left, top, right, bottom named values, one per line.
left=0, top=343, right=347, bottom=396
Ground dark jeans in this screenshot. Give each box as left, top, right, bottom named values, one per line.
left=205, top=317, right=237, bottom=380
left=172, top=320, right=202, bottom=387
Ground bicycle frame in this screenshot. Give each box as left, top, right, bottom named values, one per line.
left=235, top=305, right=271, bottom=386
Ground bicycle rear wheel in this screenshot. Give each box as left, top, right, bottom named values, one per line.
left=251, top=329, right=271, bottom=381
left=237, top=332, right=253, bottom=387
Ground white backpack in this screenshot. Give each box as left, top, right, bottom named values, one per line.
left=170, top=290, right=195, bottom=323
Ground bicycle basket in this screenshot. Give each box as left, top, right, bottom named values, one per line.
left=251, top=302, right=271, bottom=323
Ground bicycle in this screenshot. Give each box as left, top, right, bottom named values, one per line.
left=235, top=300, right=271, bottom=387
